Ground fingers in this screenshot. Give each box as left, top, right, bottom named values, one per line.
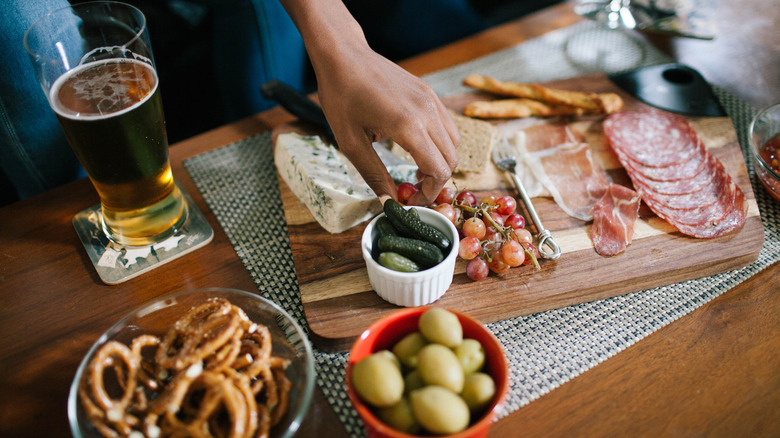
left=334, top=130, right=399, bottom=203
left=397, top=106, right=460, bottom=206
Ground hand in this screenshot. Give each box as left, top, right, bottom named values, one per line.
left=316, top=45, right=460, bottom=206
left=278, top=0, right=459, bottom=206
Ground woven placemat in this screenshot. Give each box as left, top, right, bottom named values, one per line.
left=184, top=21, right=780, bottom=437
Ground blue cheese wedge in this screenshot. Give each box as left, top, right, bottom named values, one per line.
left=275, top=132, right=381, bottom=234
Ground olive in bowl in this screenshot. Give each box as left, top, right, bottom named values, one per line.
left=346, top=307, right=509, bottom=438
left=362, top=200, right=460, bottom=307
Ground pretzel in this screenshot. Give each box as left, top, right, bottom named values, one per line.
left=156, top=298, right=241, bottom=370
left=79, top=298, right=293, bottom=438
left=463, top=74, right=623, bottom=115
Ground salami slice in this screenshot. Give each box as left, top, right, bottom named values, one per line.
left=663, top=184, right=748, bottom=238
left=604, top=109, right=702, bottom=167
left=623, top=153, right=713, bottom=195
left=616, top=138, right=708, bottom=183
left=604, top=109, right=747, bottom=239
left=631, top=155, right=725, bottom=211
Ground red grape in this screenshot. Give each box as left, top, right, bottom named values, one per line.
left=466, top=257, right=489, bottom=281
left=397, top=182, right=418, bottom=204
left=488, top=249, right=510, bottom=274
left=455, top=191, right=477, bottom=207
left=512, top=228, right=533, bottom=245
left=434, top=203, right=458, bottom=224
left=485, top=226, right=502, bottom=242
left=488, top=211, right=505, bottom=227
left=505, top=213, right=526, bottom=230
left=501, top=240, right=525, bottom=267
left=458, top=236, right=481, bottom=260
left=480, top=195, right=498, bottom=206
left=496, top=195, right=517, bottom=215
left=436, top=187, right=456, bottom=205
left=521, top=242, right=540, bottom=265
left=462, top=217, right=486, bottom=239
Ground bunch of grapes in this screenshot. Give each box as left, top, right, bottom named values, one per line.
left=397, top=182, right=540, bottom=281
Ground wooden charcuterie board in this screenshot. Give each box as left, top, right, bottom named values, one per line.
left=275, top=73, right=764, bottom=352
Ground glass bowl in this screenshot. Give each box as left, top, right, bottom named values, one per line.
left=749, top=102, right=780, bottom=202
left=68, top=288, right=315, bottom=438
left=346, top=307, right=509, bottom=438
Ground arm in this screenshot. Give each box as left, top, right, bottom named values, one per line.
left=277, top=0, right=459, bottom=205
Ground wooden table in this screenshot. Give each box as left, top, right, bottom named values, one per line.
left=1, top=1, right=778, bottom=436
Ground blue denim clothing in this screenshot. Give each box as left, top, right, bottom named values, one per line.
left=1, top=0, right=86, bottom=201
left=210, top=0, right=306, bottom=122
left=1, top=0, right=306, bottom=203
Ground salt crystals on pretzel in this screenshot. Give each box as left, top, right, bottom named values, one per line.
left=78, top=298, right=292, bottom=438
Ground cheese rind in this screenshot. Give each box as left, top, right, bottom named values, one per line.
left=275, top=133, right=381, bottom=234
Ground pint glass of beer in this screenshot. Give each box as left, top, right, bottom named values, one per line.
left=24, top=1, right=187, bottom=246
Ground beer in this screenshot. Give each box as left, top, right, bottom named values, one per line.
left=51, top=58, right=186, bottom=246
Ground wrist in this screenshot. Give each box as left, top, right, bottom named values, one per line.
left=278, top=0, right=369, bottom=72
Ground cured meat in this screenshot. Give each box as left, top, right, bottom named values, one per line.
left=590, top=183, right=642, bottom=256
left=514, top=123, right=609, bottom=221
left=604, top=109, right=747, bottom=239
left=603, top=110, right=702, bottom=167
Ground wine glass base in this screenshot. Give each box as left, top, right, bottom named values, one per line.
left=73, top=187, right=214, bottom=284
left=574, top=0, right=717, bottom=39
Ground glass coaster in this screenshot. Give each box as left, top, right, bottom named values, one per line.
left=73, top=189, right=214, bottom=285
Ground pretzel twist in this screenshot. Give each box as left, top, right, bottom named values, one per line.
left=79, top=298, right=293, bottom=438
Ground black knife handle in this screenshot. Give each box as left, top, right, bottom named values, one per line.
left=260, top=80, right=334, bottom=138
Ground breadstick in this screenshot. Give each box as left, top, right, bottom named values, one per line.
left=463, top=74, right=623, bottom=114
left=463, top=98, right=590, bottom=118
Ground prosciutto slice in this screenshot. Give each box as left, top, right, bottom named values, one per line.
left=590, top=183, right=642, bottom=256
left=604, top=109, right=747, bottom=239
left=514, top=123, right=609, bottom=221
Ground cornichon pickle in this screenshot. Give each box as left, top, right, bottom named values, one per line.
left=375, top=216, right=398, bottom=238
left=378, top=235, right=443, bottom=268
left=378, top=252, right=421, bottom=273
left=383, top=199, right=451, bottom=250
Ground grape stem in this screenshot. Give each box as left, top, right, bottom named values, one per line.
left=453, top=202, right=540, bottom=271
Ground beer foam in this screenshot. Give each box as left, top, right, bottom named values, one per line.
left=51, top=57, right=158, bottom=120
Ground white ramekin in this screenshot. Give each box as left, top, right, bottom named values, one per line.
left=361, top=206, right=460, bottom=307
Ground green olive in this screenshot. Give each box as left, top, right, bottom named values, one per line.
left=454, top=338, right=486, bottom=374
left=460, top=372, right=496, bottom=412
left=351, top=351, right=404, bottom=408
left=409, top=386, right=470, bottom=435
left=403, top=369, right=425, bottom=396
left=392, top=331, right=426, bottom=368
left=376, top=397, right=420, bottom=435
left=418, top=307, right=463, bottom=348
left=416, top=343, right=464, bottom=393
left=374, top=349, right=401, bottom=370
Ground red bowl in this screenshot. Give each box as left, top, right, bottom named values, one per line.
left=346, top=307, right=509, bottom=438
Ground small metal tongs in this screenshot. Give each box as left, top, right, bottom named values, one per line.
left=492, top=136, right=561, bottom=260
